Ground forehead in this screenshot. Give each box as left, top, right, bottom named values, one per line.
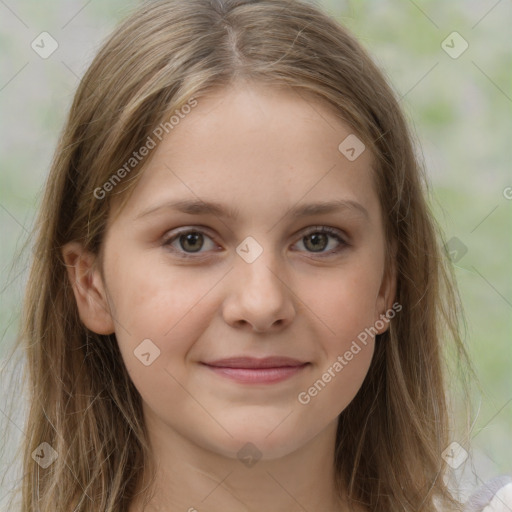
left=111, top=82, right=379, bottom=226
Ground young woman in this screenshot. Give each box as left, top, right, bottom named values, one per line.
left=5, top=0, right=509, bottom=510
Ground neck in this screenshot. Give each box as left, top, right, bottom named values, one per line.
left=129, top=415, right=350, bottom=512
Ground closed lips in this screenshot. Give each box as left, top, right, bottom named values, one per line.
left=202, top=357, right=309, bottom=369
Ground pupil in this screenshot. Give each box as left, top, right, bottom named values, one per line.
left=306, top=233, right=327, bottom=252
left=181, top=232, right=203, bottom=252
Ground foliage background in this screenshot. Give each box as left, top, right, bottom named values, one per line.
left=1, top=0, right=510, bottom=507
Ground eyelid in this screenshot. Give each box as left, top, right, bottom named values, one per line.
left=300, top=225, right=347, bottom=240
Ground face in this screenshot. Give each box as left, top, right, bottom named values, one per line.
left=68, top=81, right=394, bottom=461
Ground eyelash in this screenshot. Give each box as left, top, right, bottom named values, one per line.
left=161, top=226, right=348, bottom=260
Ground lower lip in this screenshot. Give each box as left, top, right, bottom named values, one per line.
left=203, top=364, right=309, bottom=384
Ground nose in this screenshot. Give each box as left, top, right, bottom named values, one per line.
left=222, top=250, right=296, bottom=333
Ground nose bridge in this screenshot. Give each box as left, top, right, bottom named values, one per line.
left=236, top=235, right=284, bottom=299
left=224, top=234, right=295, bottom=331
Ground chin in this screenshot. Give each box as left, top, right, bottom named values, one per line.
left=203, top=417, right=323, bottom=462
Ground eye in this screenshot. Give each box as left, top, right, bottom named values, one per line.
left=162, top=228, right=219, bottom=259
left=162, top=225, right=348, bottom=260
left=292, top=226, right=348, bottom=257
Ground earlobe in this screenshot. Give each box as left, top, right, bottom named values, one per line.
left=375, top=252, right=398, bottom=335
left=61, top=242, right=115, bottom=335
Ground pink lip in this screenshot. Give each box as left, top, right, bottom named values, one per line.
left=201, top=357, right=310, bottom=384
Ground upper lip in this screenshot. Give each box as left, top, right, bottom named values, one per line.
left=202, top=357, right=308, bottom=369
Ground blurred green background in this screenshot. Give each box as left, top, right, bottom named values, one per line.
left=1, top=0, right=510, bottom=505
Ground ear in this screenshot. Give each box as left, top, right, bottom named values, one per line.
left=61, top=242, right=115, bottom=335
left=374, top=243, right=398, bottom=335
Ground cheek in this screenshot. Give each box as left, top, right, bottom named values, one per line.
left=294, top=269, right=379, bottom=416
left=297, top=262, right=381, bottom=409
left=105, top=256, right=220, bottom=381
left=296, top=341, right=374, bottom=424
left=304, top=261, right=384, bottom=345
left=107, top=251, right=219, bottom=335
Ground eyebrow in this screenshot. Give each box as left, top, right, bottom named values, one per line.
left=134, top=198, right=369, bottom=221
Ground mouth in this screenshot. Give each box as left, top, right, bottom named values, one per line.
left=200, top=356, right=311, bottom=384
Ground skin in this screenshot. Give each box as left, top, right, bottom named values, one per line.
left=63, top=80, right=395, bottom=512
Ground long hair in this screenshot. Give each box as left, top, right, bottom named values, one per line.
left=8, top=0, right=473, bottom=510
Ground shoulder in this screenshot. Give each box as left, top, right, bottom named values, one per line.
left=464, top=476, right=512, bottom=512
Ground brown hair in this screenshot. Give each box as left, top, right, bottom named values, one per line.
left=6, top=0, right=474, bottom=510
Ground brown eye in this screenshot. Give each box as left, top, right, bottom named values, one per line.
left=293, top=226, right=348, bottom=257
left=163, top=228, right=218, bottom=258
left=303, top=232, right=329, bottom=252
left=178, top=232, right=204, bottom=252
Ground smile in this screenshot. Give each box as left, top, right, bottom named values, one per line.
left=201, top=357, right=311, bottom=384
